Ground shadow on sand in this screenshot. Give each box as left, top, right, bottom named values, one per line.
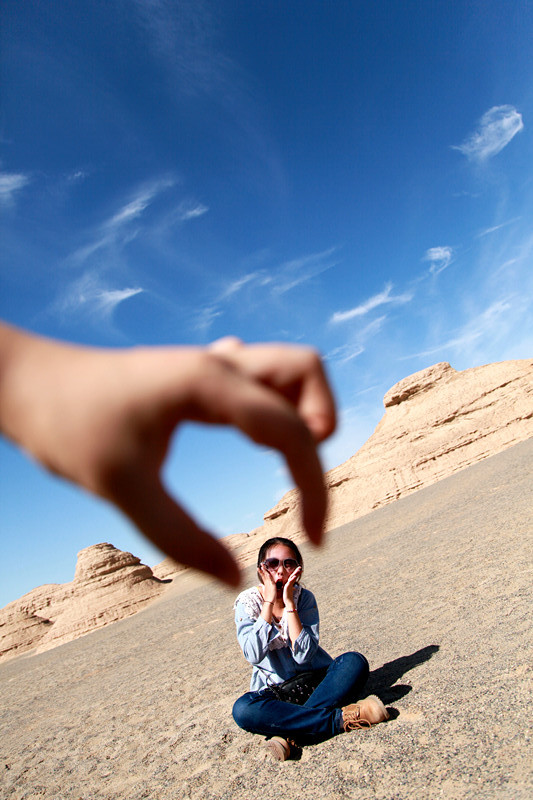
left=365, top=644, right=440, bottom=712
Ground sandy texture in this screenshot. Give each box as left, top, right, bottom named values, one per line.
left=1, top=439, right=531, bottom=799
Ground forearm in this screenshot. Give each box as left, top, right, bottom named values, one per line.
left=0, top=322, right=67, bottom=451
left=238, top=618, right=274, bottom=663
left=260, top=599, right=274, bottom=623
left=286, top=608, right=303, bottom=644
left=288, top=592, right=321, bottom=660
left=0, top=321, right=116, bottom=490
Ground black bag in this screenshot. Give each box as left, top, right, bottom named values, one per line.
left=268, top=667, right=328, bottom=705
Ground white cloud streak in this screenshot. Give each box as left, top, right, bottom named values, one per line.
left=93, top=287, right=144, bottom=315
left=453, top=105, right=524, bottom=162
left=423, top=246, right=454, bottom=276
left=195, top=247, right=340, bottom=331
left=194, top=305, right=223, bottom=333
left=57, top=272, right=143, bottom=321
left=0, top=171, right=30, bottom=204
left=219, top=272, right=261, bottom=300
left=272, top=248, right=340, bottom=295
left=327, top=315, right=387, bottom=364
left=330, top=283, right=413, bottom=324
left=326, top=343, right=365, bottom=364
left=107, top=193, right=154, bottom=228
left=194, top=272, right=263, bottom=332
left=177, top=201, right=209, bottom=221
left=402, top=299, right=513, bottom=360
left=69, top=179, right=176, bottom=266
left=67, top=169, right=89, bottom=183
left=104, top=179, right=175, bottom=231
left=476, top=217, right=520, bottom=238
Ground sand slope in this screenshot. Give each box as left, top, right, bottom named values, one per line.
left=0, top=439, right=531, bottom=799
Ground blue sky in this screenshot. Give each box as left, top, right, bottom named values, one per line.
left=1, top=1, right=532, bottom=608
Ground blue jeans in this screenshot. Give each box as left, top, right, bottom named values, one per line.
left=232, top=651, right=369, bottom=746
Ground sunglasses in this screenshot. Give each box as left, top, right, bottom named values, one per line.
left=262, top=558, right=299, bottom=572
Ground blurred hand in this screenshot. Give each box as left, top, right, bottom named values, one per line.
left=0, top=325, right=336, bottom=587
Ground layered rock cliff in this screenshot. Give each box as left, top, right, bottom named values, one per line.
left=0, top=543, right=166, bottom=660
left=256, top=359, right=533, bottom=539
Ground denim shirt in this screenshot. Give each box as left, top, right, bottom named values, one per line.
left=235, top=587, right=333, bottom=691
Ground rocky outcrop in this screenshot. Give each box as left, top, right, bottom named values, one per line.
left=0, top=543, right=166, bottom=661
left=151, top=557, right=187, bottom=581
left=256, top=359, right=533, bottom=539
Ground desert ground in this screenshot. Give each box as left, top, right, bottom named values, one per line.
left=1, top=438, right=531, bottom=799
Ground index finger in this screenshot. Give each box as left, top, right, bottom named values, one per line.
left=260, top=564, right=274, bottom=580
left=209, top=340, right=337, bottom=443
left=188, top=361, right=328, bottom=544
left=287, top=566, right=302, bottom=584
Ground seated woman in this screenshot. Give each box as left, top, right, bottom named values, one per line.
left=232, top=536, right=389, bottom=760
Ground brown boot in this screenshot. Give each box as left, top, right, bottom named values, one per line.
left=265, top=736, right=301, bottom=761
left=342, top=695, right=390, bottom=731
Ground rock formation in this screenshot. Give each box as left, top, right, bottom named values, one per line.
left=1, top=357, right=531, bottom=662
left=255, top=358, right=533, bottom=540
left=151, top=557, right=187, bottom=581
left=0, top=543, right=166, bottom=661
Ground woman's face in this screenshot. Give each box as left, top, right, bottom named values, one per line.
left=262, top=543, right=300, bottom=592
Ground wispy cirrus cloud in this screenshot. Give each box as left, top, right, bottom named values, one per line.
left=106, top=191, right=158, bottom=229
left=66, top=169, right=90, bottom=183
left=130, top=0, right=284, bottom=191
left=453, top=105, right=524, bottom=162
left=69, top=178, right=176, bottom=266
left=402, top=299, right=513, bottom=360
left=176, top=200, right=209, bottom=221
left=55, top=271, right=143, bottom=322
left=270, top=247, right=340, bottom=295
left=330, top=283, right=413, bottom=324
left=131, top=0, right=229, bottom=98
left=0, top=171, right=31, bottom=204
left=195, top=247, right=339, bottom=332
left=476, top=217, right=521, bottom=238
left=195, top=271, right=266, bottom=332
left=219, top=272, right=263, bottom=300
left=423, top=246, right=454, bottom=276
left=327, top=316, right=387, bottom=364
left=326, top=342, right=365, bottom=364
left=105, top=178, right=176, bottom=231
left=194, top=305, right=223, bottom=333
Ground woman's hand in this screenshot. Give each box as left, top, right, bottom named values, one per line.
left=283, top=566, right=303, bottom=644
left=258, top=564, right=278, bottom=604
left=258, top=564, right=277, bottom=623
left=283, top=566, right=302, bottom=610
left=0, top=324, right=336, bottom=588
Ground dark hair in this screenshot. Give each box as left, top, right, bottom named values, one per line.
left=256, top=537, right=303, bottom=576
